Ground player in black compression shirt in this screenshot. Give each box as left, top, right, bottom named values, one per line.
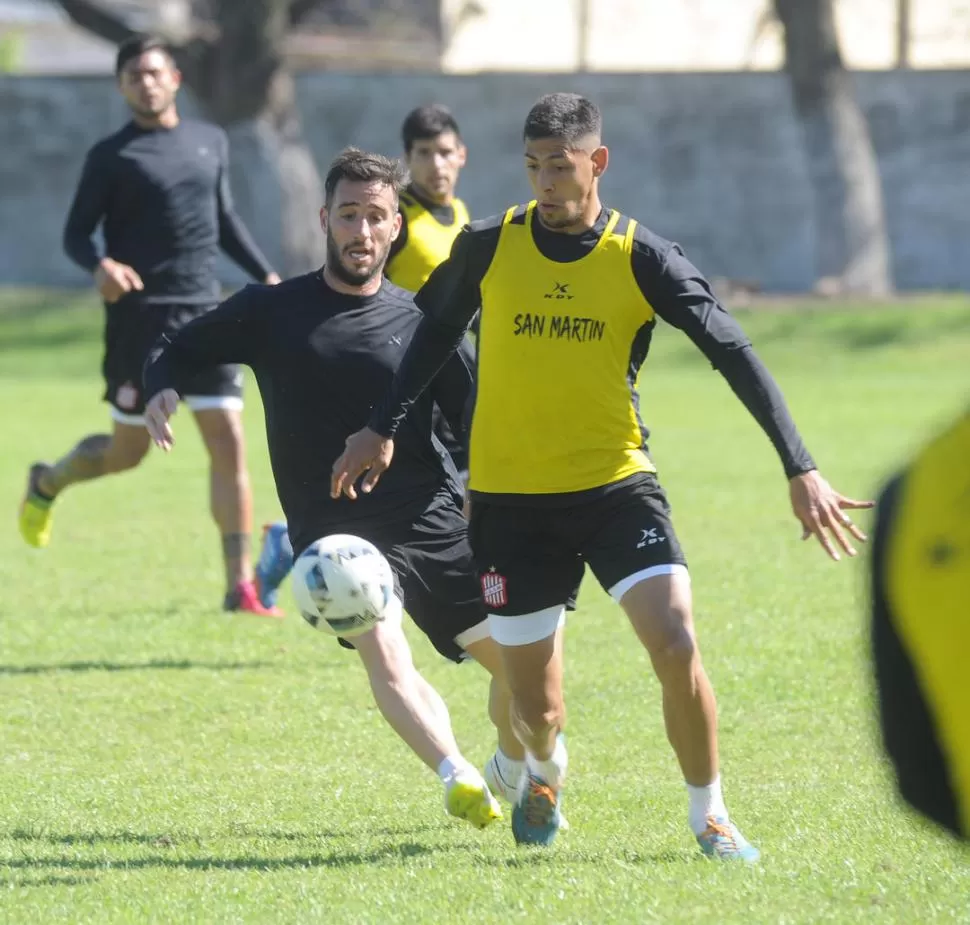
left=142, top=147, right=528, bottom=829
left=17, top=34, right=280, bottom=617
left=253, top=104, right=475, bottom=612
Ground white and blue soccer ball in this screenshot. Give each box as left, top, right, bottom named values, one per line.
left=291, top=534, right=395, bottom=638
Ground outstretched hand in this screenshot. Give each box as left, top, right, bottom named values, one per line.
left=789, top=470, right=875, bottom=561
left=145, top=389, right=180, bottom=452
left=330, top=428, right=395, bottom=500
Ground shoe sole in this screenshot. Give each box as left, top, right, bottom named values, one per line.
left=447, top=781, right=502, bottom=830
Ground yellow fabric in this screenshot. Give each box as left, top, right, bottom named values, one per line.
left=886, top=410, right=970, bottom=835
left=471, top=201, right=656, bottom=495
left=387, top=193, right=470, bottom=292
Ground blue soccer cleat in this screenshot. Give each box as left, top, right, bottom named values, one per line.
left=254, top=522, right=294, bottom=611
left=696, top=816, right=761, bottom=863
left=512, top=773, right=562, bottom=846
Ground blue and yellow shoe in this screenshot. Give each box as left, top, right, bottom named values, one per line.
left=18, top=464, right=55, bottom=549
left=512, top=773, right=562, bottom=846
left=444, top=770, right=502, bottom=830
left=254, top=522, right=293, bottom=611
left=484, top=753, right=570, bottom=832
left=696, top=816, right=760, bottom=863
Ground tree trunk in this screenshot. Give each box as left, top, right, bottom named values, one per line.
left=185, top=0, right=325, bottom=276
left=774, top=0, right=893, bottom=295
left=263, top=68, right=326, bottom=275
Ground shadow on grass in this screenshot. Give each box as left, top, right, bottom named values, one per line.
left=10, top=828, right=344, bottom=847
left=500, top=847, right=696, bottom=868
left=0, top=659, right=270, bottom=675
left=4, top=825, right=703, bottom=874
left=0, top=843, right=438, bottom=874
left=0, top=874, right=95, bottom=888
left=0, top=844, right=698, bottom=876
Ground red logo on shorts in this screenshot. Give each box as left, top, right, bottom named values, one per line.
left=481, top=569, right=508, bottom=608
left=116, top=381, right=138, bottom=411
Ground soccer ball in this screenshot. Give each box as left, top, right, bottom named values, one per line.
left=291, top=534, right=395, bottom=638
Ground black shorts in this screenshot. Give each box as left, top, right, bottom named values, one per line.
left=102, top=300, right=243, bottom=420
left=333, top=493, right=486, bottom=663
left=468, top=472, right=687, bottom=616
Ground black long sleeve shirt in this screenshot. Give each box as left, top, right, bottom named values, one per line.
left=143, top=272, right=473, bottom=556
left=63, top=119, right=275, bottom=304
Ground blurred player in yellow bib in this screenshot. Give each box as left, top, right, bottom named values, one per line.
left=871, top=409, right=970, bottom=841
left=387, top=104, right=470, bottom=292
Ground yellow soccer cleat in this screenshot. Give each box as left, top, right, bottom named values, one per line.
left=444, top=771, right=503, bottom=830
left=18, top=464, right=55, bottom=549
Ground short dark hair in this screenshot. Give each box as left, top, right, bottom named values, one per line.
left=401, top=104, right=462, bottom=154
left=324, top=147, right=408, bottom=206
left=523, top=93, right=602, bottom=146
left=115, top=33, right=176, bottom=76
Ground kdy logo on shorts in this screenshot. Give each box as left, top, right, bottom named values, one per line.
left=637, top=527, right=667, bottom=549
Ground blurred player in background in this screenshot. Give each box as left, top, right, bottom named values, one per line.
left=18, top=34, right=281, bottom=617
left=386, top=103, right=470, bottom=294
left=256, top=104, right=472, bottom=607
left=870, top=409, right=970, bottom=841
left=142, top=148, right=520, bottom=829
left=332, top=92, right=875, bottom=855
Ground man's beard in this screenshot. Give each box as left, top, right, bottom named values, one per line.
left=129, top=93, right=174, bottom=120
left=325, top=231, right=389, bottom=287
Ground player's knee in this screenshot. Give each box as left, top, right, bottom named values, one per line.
left=650, top=621, right=699, bottom=680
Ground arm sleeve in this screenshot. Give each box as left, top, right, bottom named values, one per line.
left=62, top=146, right=110, bottom=272
left=143, top=285, right=265, bottom=400
left=429, top=335, right=477, bottom=446
left=216, top=134, right=276, bottom=281
left=637, top=241, right=816, bottom=479
left=367, top=225, right=497, bottom=436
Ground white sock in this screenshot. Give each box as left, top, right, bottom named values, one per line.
left=525, top=736, right=568, bottom=790
left=687, top=775, right=728, bottom=835
left=493, top=748, right=525, bottom=789
left=437, top=755, right=473, bottom=783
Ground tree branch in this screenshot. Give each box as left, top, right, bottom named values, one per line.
left=57, top=0, right=138, bottom=46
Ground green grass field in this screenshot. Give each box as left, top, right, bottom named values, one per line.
left=1, top=290, right=969, bottom=924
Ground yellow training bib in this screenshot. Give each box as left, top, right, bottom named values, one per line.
left=471, top=202, right=656, bottom=495
left=387, top=193, right=470, bottom=292
left=886, top=410, right=970, bottom=836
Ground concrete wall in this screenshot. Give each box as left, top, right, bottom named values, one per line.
left=2, top=70, right=969, bottom=292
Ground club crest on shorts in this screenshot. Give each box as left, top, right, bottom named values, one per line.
left=481, top=568, right=508, bottom=608
left=116, top=381, right=138, bottom=410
